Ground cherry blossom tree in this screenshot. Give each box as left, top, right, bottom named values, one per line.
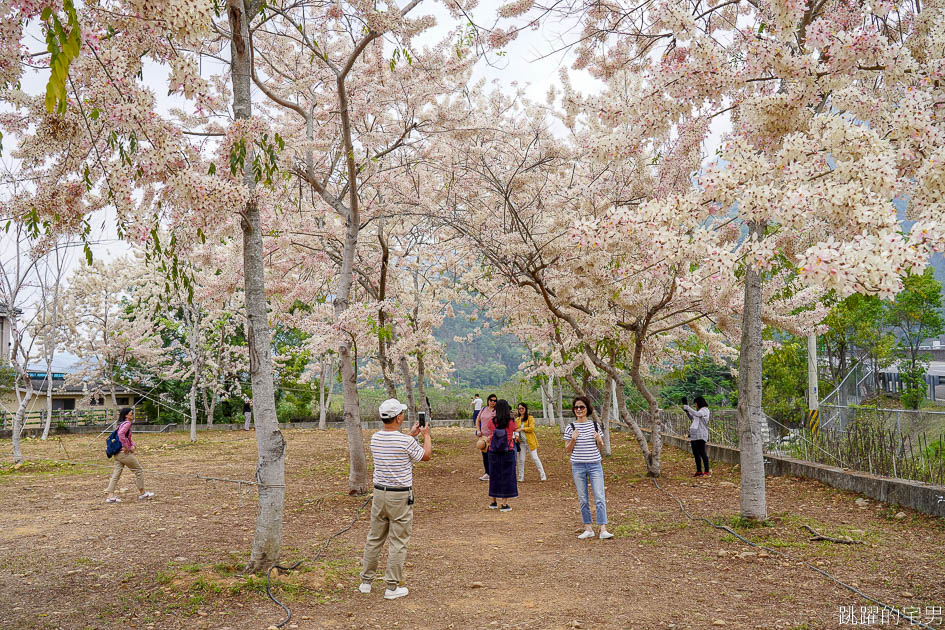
left=512, top=0, right=945, bottom=517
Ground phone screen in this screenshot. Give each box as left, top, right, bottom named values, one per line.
left=418, top=411, right=426, bottom=427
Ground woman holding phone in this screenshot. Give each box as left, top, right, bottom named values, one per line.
left=682, top=395, right=711, bottom=477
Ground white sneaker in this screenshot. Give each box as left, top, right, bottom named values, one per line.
left=599, top=530, right=614, bottom=540
left=479, top=474, right=489, bottom=481
left=577, top=530, right=595, bottom=540
left=138, top=491, right=155, bottom=500
left=517, top=477, right=524, bottom=482
left=540, top=476, right=547, bottom=481
left=105, top=497, right=121, bottom=504
left=358, top=583, right=371, bottom=594
left=384, top=586, right=408, bottom=600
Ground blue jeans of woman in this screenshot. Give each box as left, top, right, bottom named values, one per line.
left=571, top=461, right=607, bottom=525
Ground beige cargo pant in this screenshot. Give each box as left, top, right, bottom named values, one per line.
left=105, top=451, right=145, bottom=493
left=360, top=489, right=414, bottom=590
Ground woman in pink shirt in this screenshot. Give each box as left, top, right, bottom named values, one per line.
left=475, top=394, right=497, bottom=481
left=105, top=408, right=154, bottom=503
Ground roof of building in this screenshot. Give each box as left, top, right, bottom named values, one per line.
left=21, top=373, right=134, bottom=395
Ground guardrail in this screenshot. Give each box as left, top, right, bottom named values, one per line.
left=647, top=407, right=944, bottom=487
left=0, top=408, right=125, bottom=431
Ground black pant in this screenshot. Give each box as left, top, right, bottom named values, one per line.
left=691, top=439, right=709, bottom=473
left=482, top=451, right=490, bottom=474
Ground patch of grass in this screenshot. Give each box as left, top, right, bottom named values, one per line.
left=155, top=571, right=174, bottom=585
left=191, top=576, right=222, bottom=594
left=0, top=459, right=88, bottom=477
left=212, top=561, right=239, bottom=577
left=74, top=557, right=93, bottom=566
left=229, top=574, right=267, bottom=596
left=181, top=563, right=201, bottom=574
left=714, top=515, right=774, bottom=530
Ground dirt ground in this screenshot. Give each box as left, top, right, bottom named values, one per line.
left=0, top=426, right=943, bottom=630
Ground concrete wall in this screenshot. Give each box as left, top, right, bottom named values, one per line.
left=659, top=432, right=945, bottom=518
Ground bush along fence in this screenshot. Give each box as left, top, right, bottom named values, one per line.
left=654, top=408, right=945, bottom=488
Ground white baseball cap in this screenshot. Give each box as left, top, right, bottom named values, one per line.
left=379, top=398, right=408, bottom=420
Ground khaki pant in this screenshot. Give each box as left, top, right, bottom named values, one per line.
left=105, top=451, right=144, bottom=493
left=360, top=489, right=414, bottom=589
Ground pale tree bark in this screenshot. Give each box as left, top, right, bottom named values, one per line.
left=187, top=314, right=201, bottom=442
left=12, top=380, right=32, bottom=464
left=555, top=375, right=564, bottom=431
left=417, top=354, right=427, bottom=417
left=188, top=374, right=199, bottom=442
left=228, top=0, right=286, bottom=573
left=629, top=338, right=661, bottom=476
left=318, top=355, right=336, bottom=429
left=737, top=221, right=768, bottom=521
left=399, top=356, right=416, bottom=425
left=539, top=377, right=549, bottom=425
left=41, top=253, right=64, bottom=440
left=377, top=218, right=398, bottom=399
left=600, top=376, right=613, bottom=456
left=599, top=377, right=612, bottom=456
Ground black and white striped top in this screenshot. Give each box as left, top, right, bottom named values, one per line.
left=563, top=421, right=602, bottom=463
left=370, top=429, right=425, bottom=487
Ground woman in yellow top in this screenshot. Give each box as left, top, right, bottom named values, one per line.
left=515, top=403, right=547, bottom=482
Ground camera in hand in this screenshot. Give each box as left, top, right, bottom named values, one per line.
left=418, top=411, right=426, bottom=427
left=681, top=396, right=688, bottom=405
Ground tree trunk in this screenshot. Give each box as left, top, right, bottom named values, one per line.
left=229, top=0, right=286, bottom=574
left=599, top=377, right=613, bottom=456
left=377, top=218, right=398, bottom=400
left=189, top=325, right=201, bottom=442
left=539, top=377, right=549, bottom=426
left=399, top=356, right=416, bottom=425
left=614, top=375, right=653, bottom=467
left=41, top=364, right=53, bottom=440
left=417, top=354, right=427, bottom=417
left=318, top=356, right=332, bottom=429
left=737, top=222, right=768, bottom=521
left=12, top=398, right=29, bottom=464
left=189, top=376, right=199, bottom=443
left=12, top=376, right=32, bottom=463
left=555, top=375, right=564, bottom=430
left=339, top=337, right=367, bottom=493
left=629, top=338, right=661, bottom=476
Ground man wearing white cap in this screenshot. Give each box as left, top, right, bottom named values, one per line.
left=358, top=398, right=431, bottom=600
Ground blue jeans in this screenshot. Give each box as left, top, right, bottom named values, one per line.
left=571, top=461, right=607, bottom=525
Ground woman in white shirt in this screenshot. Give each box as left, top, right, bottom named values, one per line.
left=564, top=396, right=613, bottom=540
left=682, top=396, right=710, bottom=477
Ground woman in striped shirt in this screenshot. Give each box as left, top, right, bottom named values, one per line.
left=564, top=396, right=613, bottom=539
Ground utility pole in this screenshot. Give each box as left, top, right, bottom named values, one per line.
left=807, top=334, right=819, bottom=411
left=807, top=334, right=819, bottom=435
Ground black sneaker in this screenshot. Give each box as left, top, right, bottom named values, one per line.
left=500, top=504, right=511, bottom=512
left=488, top=502, right=498, bottom=509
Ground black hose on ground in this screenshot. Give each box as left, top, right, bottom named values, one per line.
left=651, top=478, right=935, bottom=630
left=265, top=494, right=374, bottom=628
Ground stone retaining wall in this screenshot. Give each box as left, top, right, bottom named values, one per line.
left=659, top=432, right=945, bottom=518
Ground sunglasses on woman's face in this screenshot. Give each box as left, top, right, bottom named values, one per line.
left=488, top=399, right=496, bottom=402
left=573, top=405, right=586, bottom=410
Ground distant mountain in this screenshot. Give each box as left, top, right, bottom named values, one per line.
left=434, top=303, right=528, bottom=388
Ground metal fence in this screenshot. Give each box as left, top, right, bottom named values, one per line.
left=650, top=407, right=945, bottom=487
left=0, top=408, right=118, bottom=431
